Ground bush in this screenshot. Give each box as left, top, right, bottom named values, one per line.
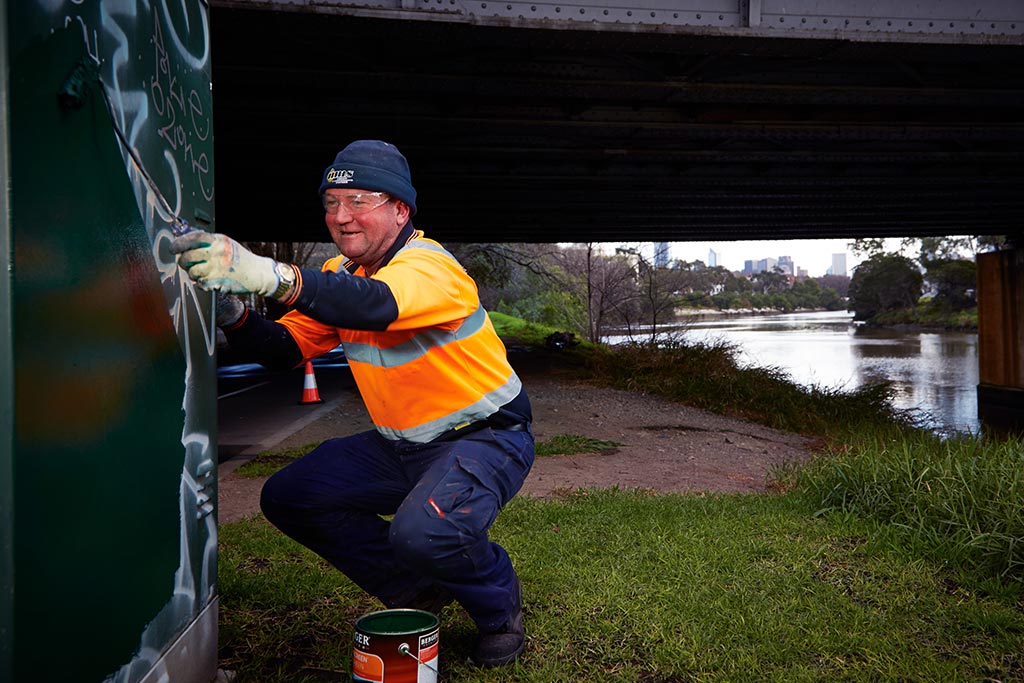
left=848, top=254, right=923, bottom=321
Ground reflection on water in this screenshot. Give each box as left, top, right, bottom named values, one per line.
left=605, top=310, right=980, bottom=434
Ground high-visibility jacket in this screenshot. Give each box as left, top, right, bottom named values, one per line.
left=270, top=226, right=525, bottom=443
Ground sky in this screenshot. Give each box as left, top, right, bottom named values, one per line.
left=603, top=236, right=983, bottom=277
left=593, top=238, right=868, bottom=277
left=667, top=238, right=862, bottom=277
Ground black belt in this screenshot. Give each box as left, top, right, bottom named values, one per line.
left=433, top=414, right=529, bottom=442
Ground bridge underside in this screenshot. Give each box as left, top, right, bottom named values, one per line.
left=210, top=5, right=1024, bottom=244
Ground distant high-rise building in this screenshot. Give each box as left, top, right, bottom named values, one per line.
left=743, top=259, right=756, bottom=275
left=758, top=257, right=778, bottom=273
left=654, top=242, right=670, bottom=267
left=831, top=253, right=847, bottom=277
left=708, top=249, right=720, bottom=267
left=778, top=255, right=794, bottom=275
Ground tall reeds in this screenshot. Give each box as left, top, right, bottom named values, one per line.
left=797, top=431, right=1024, bottom=585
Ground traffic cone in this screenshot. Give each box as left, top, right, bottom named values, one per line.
left=299, top=361, right=323, bottom=404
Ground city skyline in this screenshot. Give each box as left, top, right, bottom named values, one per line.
left=664, top=238, right=879, bottom=277
left=592, top=237, right=917, bottom=277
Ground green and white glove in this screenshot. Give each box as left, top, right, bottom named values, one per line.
left=171, top=230, right=281, bottom=296
left=216, top=292, right=246, bottom=328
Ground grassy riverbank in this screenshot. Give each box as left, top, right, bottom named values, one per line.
left=581, top=336, right=1023, bottom=586
left=489, top=313, right=1024, bottom=584
left=219, top=491, right=1023, bottom=682
left=217, top=314, right=1023, bottom=681
left=586, top=338, right=912, bottom=438
left=867, top=303, right=977, bottom=330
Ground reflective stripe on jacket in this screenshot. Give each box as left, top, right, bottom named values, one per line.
left=278, top=230, right=522, bottom=443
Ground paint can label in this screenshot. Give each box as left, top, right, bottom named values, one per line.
left=417, top=630, right=439, bottom=679
left=353, top=609, right=439, bottom=683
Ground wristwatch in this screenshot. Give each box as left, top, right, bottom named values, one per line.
left=271, top=262, right=297, bottom=301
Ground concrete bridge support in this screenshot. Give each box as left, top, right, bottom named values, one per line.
left=977, top=244, right=1024, bottom=433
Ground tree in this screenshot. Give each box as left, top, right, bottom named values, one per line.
left=847, top=235, right=1004, bottom=319
left=453, top=243, right=586, bottom=331
left=750, top=267, right=789, bottom=295
left=725, top=272, right=751, bottom=291
left=847, top=253, right=923, bottom=321
left=617, top=246, right=686, bottom=341
left=817, top=287, right=844, bottom=311
left=788, top=279, right=821, bottom=309
left=815, top=274, right=850, bottom=298
left=556, top=244, right=639, bottom=343
left=711, top=290, right=742, bottom=310
left=924, top=258, right=976, bottom=311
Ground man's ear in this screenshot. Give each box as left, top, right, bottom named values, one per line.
left=394, top=200, right=412, bottom=223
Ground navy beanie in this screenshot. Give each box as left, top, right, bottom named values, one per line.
left=318, top=140, right=417, bottom=216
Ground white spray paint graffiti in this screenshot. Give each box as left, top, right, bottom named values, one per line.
left=44, top=1, right=218, bottom=681
left=149, top=7, right=213, bottom=202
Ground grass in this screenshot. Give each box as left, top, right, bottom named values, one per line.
left=232, top=443, right=320, bottom=478
left=489, top=310, right=597, bottom=366
left=582, top=336, right=1024, bottom=585
left=219, top=490, right=1024, bottom=682
left=796, top=430, right=1024, bottom=587
left=488, top=311, right=567, bottom=348
left=535, top=434, right=623, bottom=456
left=219, top=322, right=1024, bottom=680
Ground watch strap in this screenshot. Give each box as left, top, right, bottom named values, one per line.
left=271, top=262, right=298, bottom=302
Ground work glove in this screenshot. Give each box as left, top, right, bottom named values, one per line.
left=170, top=230, right=280, bottom=296
left=216, top=292, right=246, bottom=328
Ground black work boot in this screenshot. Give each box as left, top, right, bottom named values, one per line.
left=472, top=578, right=525, bottom=667
left=404, top=583, right=455, bottom=616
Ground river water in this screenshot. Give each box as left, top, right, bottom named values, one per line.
left=606, top=310, right=980, bottom=435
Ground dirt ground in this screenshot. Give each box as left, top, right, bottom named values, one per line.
left=217, top=350, right=817, bottom=524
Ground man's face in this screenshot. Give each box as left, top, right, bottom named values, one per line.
left=323, top=188, right=410, bottom=271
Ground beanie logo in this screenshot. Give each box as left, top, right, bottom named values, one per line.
left=326, top=168, right=355, bottom=185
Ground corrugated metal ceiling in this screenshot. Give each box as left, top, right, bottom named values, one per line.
left=210, top=7, right=1024, bottom=244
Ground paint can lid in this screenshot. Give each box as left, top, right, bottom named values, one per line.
left=355, top=608, right=439, bottom=635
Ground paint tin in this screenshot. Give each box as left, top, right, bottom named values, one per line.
left=353, top=608, right=439, bottom=683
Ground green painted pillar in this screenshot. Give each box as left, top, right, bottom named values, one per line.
left=4, top=2, right=218, bottom=682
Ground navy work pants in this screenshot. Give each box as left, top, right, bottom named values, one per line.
left=259, top=425, right=535, bottom=632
